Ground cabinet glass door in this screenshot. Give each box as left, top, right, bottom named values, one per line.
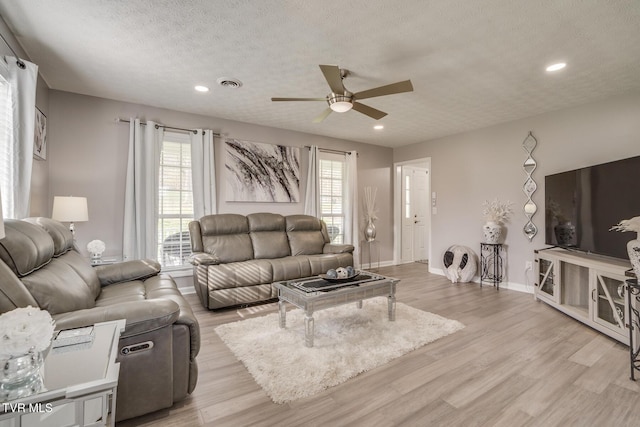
left=537, top=257, right=557, bottom=302
left=592, top=271, right=627, bottom=334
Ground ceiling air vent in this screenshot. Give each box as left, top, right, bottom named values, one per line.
left=217, top=77, right=243, bottom=88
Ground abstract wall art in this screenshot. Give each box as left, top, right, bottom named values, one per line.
left=225, top=138, right=300, bottom=202
left=34, top=107, right=47, bottom=160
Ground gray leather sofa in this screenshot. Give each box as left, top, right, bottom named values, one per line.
left=0, top=218, right=199, bottom=422
left=189, top=213, right=355, bottom=309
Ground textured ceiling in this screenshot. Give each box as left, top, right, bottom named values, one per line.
left=1, top=0, right=640, bottom=148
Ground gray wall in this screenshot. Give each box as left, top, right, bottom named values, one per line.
left=394, top=92, right=640, bottom=292
left=47, top=90, right=395, bottom=262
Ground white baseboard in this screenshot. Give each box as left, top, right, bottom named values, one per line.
left=428, top=268, right=533, bottom=294
left=360, top=260, right=395, bottom=270
left=430, top=267, right=445, bottom=276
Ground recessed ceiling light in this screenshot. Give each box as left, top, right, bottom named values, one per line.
left=374, top=125, right=384, bottom=130
left=546, top=62, right=567, bottom=72
left=194, top=85, right=209, bottom=92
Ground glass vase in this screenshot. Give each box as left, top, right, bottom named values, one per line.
left=0, top=350, right=46, bottom=402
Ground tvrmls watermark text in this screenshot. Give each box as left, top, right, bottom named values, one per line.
left=2, top=402, right=54, bottom=413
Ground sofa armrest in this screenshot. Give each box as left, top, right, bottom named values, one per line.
left=52, top=299, right=180, bottom=339
left=95, top=260, right=161, bottom=286
left=323, top=243, right=355, bottom=254
left=188, top=252, right=220, bottom=266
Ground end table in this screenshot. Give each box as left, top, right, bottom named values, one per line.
left=480, top=243, right=505, bottom=289
left=0, top=320, right=124, bottom=426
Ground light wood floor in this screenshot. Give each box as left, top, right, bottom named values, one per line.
left=119, top=263, right=640, bottom=427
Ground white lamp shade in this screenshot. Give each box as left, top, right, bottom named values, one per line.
left=52, top=196, right=89, bottom=222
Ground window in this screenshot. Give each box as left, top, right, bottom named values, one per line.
left=157, top=132, right=193, bottom=268
left=318, top=152, right=346, bottom=243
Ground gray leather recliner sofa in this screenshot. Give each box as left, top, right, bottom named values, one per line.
left=189, top=213, right=355, bottom=309
left=0, top=217, right=199, bottom=422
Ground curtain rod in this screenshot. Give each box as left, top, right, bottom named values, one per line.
left=116, top=118, right=221, bottom=137
left=305, top=146, right=357, bottom=156
left=0, top=31, right=26, bottom=69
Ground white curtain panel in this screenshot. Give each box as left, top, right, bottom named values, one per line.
left=345, top=150, right=359, bottom=266
left=0, top=57, right=38, bottom=219
left=303, top=145, right=319, bottom=216
left=123, top=118, right=163, bottom=260
left=191, top=129, right=217, bottom=219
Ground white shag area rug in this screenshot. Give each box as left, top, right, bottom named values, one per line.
left=215, top=298, right=464, bottom=403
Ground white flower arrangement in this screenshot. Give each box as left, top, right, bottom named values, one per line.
left=363, top=186, right=378, bottom=222
left=0, top=306, right=55, bottom=358
left=610, top=216, right=640, bottom=238
left=87, top=239, right=106, bottom=256
left=482, top=198, right=514, bottom=225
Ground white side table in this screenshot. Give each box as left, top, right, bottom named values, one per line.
left=0, top=320, right=125, bottom=427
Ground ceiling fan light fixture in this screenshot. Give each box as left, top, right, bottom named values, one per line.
left=328, top=93, right=353, bottom=113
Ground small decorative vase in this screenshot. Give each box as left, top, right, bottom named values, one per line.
left=364, top=218, right=377, bottom=242
left=554, top=221, right=576, bottom=245
left=628, top=236, right=640, bottom=279
left=482, top=221, right=502, bottom=244
left=0, top=350, right=46, bottom=401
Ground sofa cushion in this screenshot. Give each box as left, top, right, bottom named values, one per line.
left=285, top=215, right=326, bottom=255
left=0, top=220, right=54, bottom=277
left=199, top=214, right=253, bottom=263
left=20, top=254, right=97, bottom=315
left=23, top=217, right=74, bottom=257
left=206, top=259, right=273, bottom=290
left=268, top=256, right=312, bottom=282
left=308, top=253, right=355, bottom=275
left=248, top=213, right=291, bottom=259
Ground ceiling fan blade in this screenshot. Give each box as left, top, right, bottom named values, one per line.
left=354, top=80, right=414, bottom=100
left=312, top=108, right=333, bottom=123
left=351, top=102, right=387, bottom=120
left=271, top=97, right=326, bottom=102
left=319, top=64, right=345, bottom=94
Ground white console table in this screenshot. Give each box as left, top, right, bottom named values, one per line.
left=534, top=248, right=632, bottom=344
left=0, top=320, right=124, bottom=427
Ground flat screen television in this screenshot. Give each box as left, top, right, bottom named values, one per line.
left=545, top=155, right=640, bottom=260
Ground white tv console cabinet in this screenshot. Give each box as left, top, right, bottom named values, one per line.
left=534, top=247, right=633, bottom=345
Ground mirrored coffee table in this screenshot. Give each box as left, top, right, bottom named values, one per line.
left=0, top=319, right=124, bottom=427
left=274, top=272, right=399, bottom=347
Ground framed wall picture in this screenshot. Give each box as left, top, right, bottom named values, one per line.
left=34, top=107, right=47, bottom=160
left=225, top=138, right=300, bottom=202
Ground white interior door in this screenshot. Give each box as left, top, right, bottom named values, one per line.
left=400, top=166, right=430, bottom=263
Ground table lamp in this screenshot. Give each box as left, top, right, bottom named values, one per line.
left=52, top=196, right=88, bottom=236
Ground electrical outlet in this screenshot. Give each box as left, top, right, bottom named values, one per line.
left=525, top=261, right=533, bottom=271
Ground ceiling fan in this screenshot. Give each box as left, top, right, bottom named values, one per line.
left=271, top=65, right=413, bottom=123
